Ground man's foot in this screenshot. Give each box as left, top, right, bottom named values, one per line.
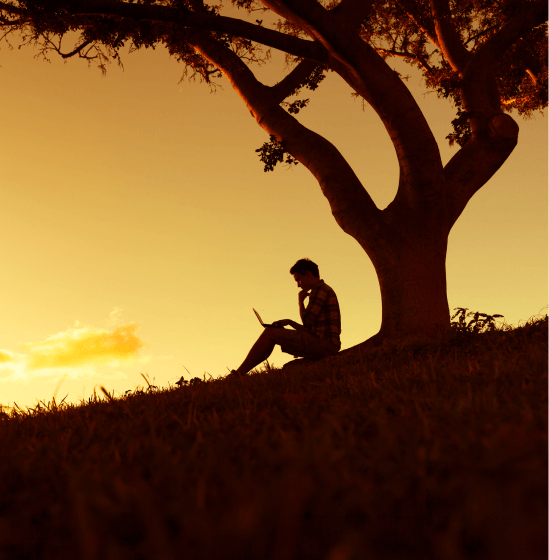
left=226, top=369, right=245, bottom=378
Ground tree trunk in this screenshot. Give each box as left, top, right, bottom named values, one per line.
left=355, top=195, right=452, bottom=347
left=374, top=236, right=450, bottom=342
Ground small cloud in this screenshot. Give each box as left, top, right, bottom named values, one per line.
left=0, top=351, right=13, bottom=364
left=0, top=351, right=30, bottom=382
left=24, top=323, right=145, bottom=370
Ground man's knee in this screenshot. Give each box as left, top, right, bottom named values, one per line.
left=263, top=327, right=285, bottom=342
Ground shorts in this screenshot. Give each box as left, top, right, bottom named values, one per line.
left=273, top=328, right=340, bottom=360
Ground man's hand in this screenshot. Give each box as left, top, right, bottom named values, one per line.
left=272, top=319, right=292, bottom=327
left=272, top=319, right=307, bottom=332
left=298, top=290, right=309, bottom=305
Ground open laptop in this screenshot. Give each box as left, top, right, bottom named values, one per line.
left=253, top=308, right=283, bottom=328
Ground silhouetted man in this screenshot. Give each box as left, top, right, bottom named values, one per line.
left=229, top=258, right=341, bottom=377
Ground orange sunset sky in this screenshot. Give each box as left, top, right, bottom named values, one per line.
left=0, top=26, right=547, bottom=410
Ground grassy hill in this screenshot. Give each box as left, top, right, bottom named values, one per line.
left=0, top=316, right=546, bottom=560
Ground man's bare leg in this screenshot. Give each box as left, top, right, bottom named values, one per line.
left=235, top=328, right=279, bottom=376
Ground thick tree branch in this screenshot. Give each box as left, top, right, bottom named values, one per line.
left=332, top=0, right=374, bottom=33
left=189, top=31, right=385, bottom=249
left=444, top=115, right=518, bottom=227
left=461, top=1, right=548, bottom=123
left=0, top=0, right=328, bottom=63
left=262, top=0, right=446, bottom=212
left=429, top=0, right=470, bottom=74
left=446, top=2, right=546, bottom=226
left=269, top=58, right=320, bottom=103
left=90, top=3, right=326, bottom=61
left=259, top=0, right=328, bottom=46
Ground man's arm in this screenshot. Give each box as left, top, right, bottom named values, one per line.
left=301, top=285, right=328, bottom=327
left=271, top=319, right=309, bottom=331
left=298, top=289, right=309, bottom=322
left=271, top=286, right=325, bottom=331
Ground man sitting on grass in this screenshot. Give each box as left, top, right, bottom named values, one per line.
left=229, top=258, right=341, bottom=377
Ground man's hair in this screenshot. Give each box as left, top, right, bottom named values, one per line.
left=290, top=258, right=320, bottom=278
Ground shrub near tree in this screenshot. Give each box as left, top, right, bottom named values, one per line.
left=1, top=0, right=546, bottom=347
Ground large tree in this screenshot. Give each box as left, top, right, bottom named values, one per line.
left=1, top=0, right=547, bottom=345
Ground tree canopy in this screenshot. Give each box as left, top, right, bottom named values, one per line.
left=1, top=0, right=546, bottom=149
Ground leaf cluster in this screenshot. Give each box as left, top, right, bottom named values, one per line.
left=446, top=109, right=475, bottom=147
left=3, top=0, right=226, bottom=81
left=255, top=134, right=299, bottom=172
left=281, top=97, right=309, bottom=114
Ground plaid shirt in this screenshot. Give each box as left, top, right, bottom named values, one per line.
left=302, top=280, right=341, bottom=348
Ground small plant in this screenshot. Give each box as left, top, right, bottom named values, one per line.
left=100, top=386, right=114, bottom=401
left=141, top=373, right=159, bottom=392
left=451, top=307, right=504, bottom=333
left=176, top=376, right=202, bottom=386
